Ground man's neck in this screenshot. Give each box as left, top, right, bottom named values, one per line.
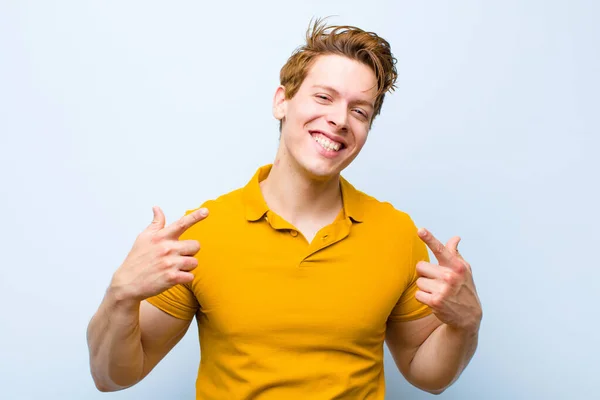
left=259, top=158, right=343, bottom=227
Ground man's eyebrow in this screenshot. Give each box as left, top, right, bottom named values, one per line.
left=312, top=84, right=375, bottom=109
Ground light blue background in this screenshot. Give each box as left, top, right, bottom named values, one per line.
left=1, top=1, right=598, bottom=399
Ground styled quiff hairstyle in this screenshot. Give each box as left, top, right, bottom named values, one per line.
left=279, top=18, right=398, bottom=129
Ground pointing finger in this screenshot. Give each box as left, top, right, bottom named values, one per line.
left=418, top=228, right=454, bottom=266
left=162, top=208, right=209, bottom=239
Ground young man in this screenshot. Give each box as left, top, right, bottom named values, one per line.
left=87, top=19, right=482, bottom=399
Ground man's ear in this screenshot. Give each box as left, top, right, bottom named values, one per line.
left=272, top=85, right=287, bottom=121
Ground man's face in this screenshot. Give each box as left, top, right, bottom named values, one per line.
left=273, top=54, right=378, bottom=180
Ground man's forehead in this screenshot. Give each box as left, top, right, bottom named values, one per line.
left=303, top=56, right=378, bottom=100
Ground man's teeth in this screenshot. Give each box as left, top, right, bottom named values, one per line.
left=313, top=134, right=342, bottom=152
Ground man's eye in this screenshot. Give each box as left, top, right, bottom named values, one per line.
left=354, top=109, right=368, bottom=118
left=316, top=95, right=330, bottom=101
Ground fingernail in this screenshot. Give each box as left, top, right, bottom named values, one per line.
left=199, top=208, right=208, bottom=216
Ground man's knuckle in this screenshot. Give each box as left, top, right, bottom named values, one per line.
left=176, top=220, right=187, bottom=232
left=443, top=271, right=455, bottom=284
left=158, top=243, right=172, bottom=257
left=440, top=284, right=451, bottom=297
left=454, top=261, right=466, bottom=273
left=166, top=270, right=179, bottom=283
left=149, top=233, right=163, bottom=245
left=160, top=257, right=175, bottom=269
left=190, top=213, right=201, bottom=224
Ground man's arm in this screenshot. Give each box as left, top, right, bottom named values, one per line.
left=385, top=314, right=478, bottom=394
left=86, top=206, right=208, bottom=391
left=87, top=294, right=191, bottom=391
left=386, top=227, right=482, bottom=394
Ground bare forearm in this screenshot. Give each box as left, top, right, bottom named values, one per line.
left=86, top=288, right=145, bottom=391
left=409, top=323, right=479, bottom=393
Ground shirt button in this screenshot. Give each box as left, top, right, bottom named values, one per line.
left=290, top=230, right=298, bottom=237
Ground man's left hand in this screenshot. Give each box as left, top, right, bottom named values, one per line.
left=415, top=228, right=483, bottom=334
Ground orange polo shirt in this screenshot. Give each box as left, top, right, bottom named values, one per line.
left=146, top=164, right=432, bottom=399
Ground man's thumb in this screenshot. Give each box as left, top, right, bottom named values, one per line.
left=446, top=236, right=462, bottom=257
left=149, top=206, right=165, bottom=230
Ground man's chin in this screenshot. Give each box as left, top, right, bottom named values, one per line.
left=300, top=161, right=344, bottom=181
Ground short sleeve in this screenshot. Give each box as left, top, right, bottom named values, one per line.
left=388, top=222, right=433, bottom=322
left=145, top=208, right=201, bottom=321
left=146, top=282, right=199, bottom=321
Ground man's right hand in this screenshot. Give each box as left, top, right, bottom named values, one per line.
left=108, top=206, right=209, bottom=303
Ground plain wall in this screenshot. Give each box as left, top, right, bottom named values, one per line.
left=1, top=1, right=598, bottom=399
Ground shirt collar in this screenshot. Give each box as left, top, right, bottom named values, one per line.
left=242, top=164, right=364, bottom=223
left=242, top=164, right=271, bottom=222
left=340, top=174, right=364, bottom=223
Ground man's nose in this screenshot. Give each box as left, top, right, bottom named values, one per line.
left=327, top=106, right=349, bottom=131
